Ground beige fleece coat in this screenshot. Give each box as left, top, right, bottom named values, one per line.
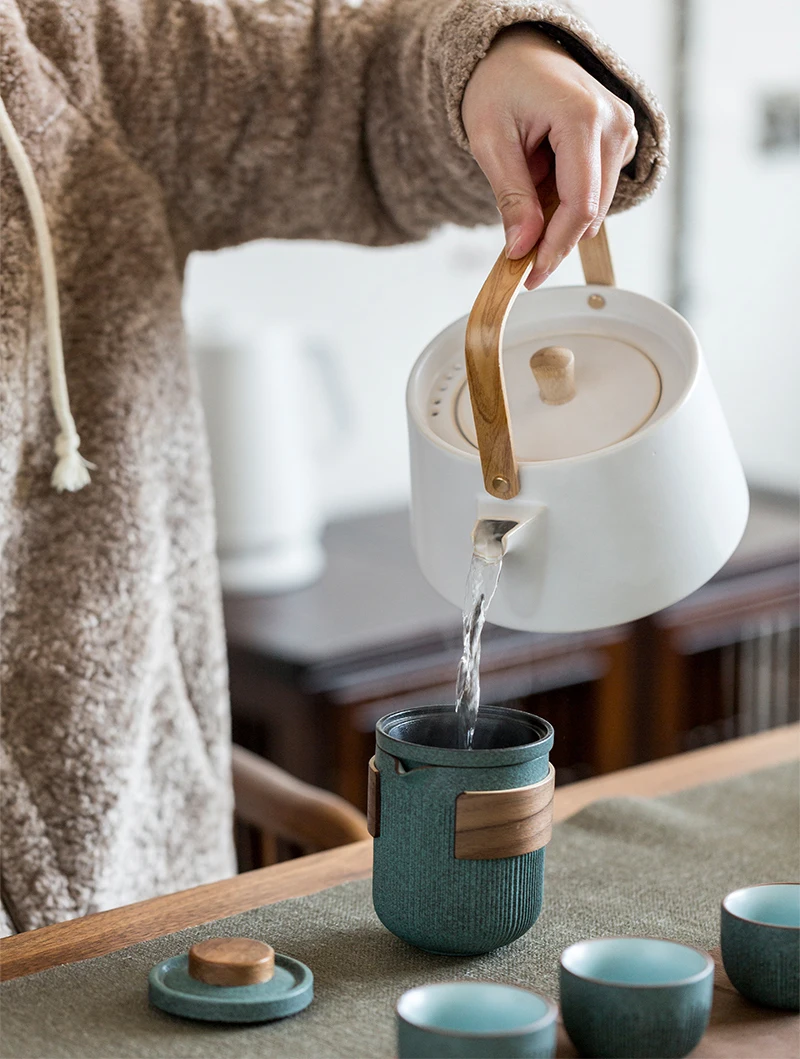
left=0, top=0, right=666, bottom=933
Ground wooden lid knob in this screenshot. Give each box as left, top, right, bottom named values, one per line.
left=530, top=346, right=576, bottom=405
left=188, top=938, right=275, bottom=987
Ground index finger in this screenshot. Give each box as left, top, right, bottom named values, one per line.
left=526, top=127, right=602, bottom=289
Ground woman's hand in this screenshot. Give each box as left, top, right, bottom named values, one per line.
left=462, top=26, right=638, bottom=289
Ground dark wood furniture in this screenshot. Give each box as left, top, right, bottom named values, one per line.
left=645, top=494, right=799, bottom=757
left=224, top=490, right=799, bottom=826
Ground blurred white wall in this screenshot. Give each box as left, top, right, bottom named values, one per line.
left=684, top=0, right=800, bottom=492
left=183, top=0, right=797, bottom=530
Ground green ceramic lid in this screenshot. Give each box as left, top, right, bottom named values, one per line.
left=148, top=952, right=313, bottom=1023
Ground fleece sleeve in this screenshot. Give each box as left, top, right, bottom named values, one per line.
left=46, top=0, right=668, bottom=253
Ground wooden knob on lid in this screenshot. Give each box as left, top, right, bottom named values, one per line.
left=188, top=938, right=275, bottom=987
left=530, top=346, right=576, bottom=405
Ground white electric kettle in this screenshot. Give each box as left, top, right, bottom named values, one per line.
left=407, top=184, right=749, bottom=633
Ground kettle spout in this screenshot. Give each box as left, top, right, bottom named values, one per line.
left=471, top=518, right=523, bottom=562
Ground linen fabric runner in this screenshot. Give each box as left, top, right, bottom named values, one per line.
left=1, top=762, right=798, bottom=1058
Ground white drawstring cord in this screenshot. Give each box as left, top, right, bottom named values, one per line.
left=0, top=93, right=93, bottom=491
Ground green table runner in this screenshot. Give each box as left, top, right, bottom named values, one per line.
left=2, top=762, right=797, bottom=1059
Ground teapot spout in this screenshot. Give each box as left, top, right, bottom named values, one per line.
left=471, top=518, right=523, bottom=562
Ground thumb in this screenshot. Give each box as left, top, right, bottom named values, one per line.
left=472, top=135, right=545, bottom=259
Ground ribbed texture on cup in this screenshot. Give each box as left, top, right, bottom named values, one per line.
left=398, top=1016, right=557, bottom=1059
left=375, top=846, right=546, bottom=956
left=721, top=911, right=800, bottom=1010
left=562, top=1002, right=710, bottom=1058
left=560, top=972, right=713, bottom=1058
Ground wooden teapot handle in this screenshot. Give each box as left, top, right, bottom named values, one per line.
left=465, top=172, right=615, bottom=499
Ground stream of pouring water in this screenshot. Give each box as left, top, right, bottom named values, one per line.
left=454, top=549, right=504, bottom=748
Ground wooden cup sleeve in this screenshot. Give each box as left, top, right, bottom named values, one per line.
left=454, top=764, right=556, bottom=860
left=367, top=757, right=380, bottom=838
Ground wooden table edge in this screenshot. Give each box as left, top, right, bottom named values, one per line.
left=2, top=724, right=797, bottom=983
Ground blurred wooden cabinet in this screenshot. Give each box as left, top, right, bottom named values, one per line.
left=224, top=490, right=799, bottom=817
left=645, top=536, right=799, bottom=759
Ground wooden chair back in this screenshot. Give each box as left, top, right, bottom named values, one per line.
left=231, top=744, right=369, bottom=868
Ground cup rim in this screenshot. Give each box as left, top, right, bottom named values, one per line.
left=559, top=936, right=715, bottom=989
left=721, top=882, right=800, bottom=930
left=395, top=980, right=558, bottom=1039
left=376, top=704, right=554, bottom=767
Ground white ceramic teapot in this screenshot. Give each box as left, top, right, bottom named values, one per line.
left=407, top=187, right=749, bottom=633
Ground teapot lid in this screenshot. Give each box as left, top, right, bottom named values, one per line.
left=454, top=332, right=661, bottom=461
left=412, top=284, right=697, bottom=470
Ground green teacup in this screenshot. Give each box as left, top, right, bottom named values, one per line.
left=721, top=883, right=800, bottom=1010
left=370, top=705, right=554, bottom=955
left=396, top=982, right=558, bottom=1058
left=560, top=937, right=714, bottom=1058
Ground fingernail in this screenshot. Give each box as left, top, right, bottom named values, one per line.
left=505, top=226, right=523, bottom=258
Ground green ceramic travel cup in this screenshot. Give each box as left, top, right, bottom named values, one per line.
left=721, top=883, right=800, bottom=1010
left=559, top=937, right=714, bottom=1058
left=396, top=981, right=558, bottom=1058
left=370, top=704, right=554, bottom=956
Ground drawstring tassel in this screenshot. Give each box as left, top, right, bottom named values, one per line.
left=0, top=92, right=94, bottom=491
left=53, top=431, right=94, bottom=492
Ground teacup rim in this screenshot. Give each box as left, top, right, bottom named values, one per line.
left=395, top=980, right=558, bottom=1038
left=722, top=882, right=800, bottom=930
left=376, top=704, right=554, bottom=767
left=559, top=936, right=715, bottom=989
